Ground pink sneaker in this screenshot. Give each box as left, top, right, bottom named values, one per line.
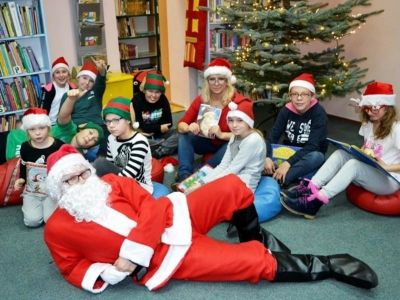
left=306, top=181, right=329, bottom=204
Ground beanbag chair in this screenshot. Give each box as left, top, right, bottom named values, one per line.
left=151, top=158, right=164, bottom=183
left=346, top=184, right=400, bottom=216
left=254, top=176, right=282, bottom=222
left=152, top=182, right=171, bottom=198
left=0, top=158, right=23, bottom=206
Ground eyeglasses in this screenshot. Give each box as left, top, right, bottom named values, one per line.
left=363, top=105, right=385, bottom=113
left=63, top=169, right=91, bottom=185
left=104, top=117, right=123, bottom=126
left=289, top=92, right=312, bottom=99
left=207, top=77, right=227, bottom=84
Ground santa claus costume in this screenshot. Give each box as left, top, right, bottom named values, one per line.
left=44, top=145, right=378, bottom=293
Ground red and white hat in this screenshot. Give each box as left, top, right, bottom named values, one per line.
left=51, top=56, right=70, bottom=74
left=77, top=61, right=98, bottom=81
left=289, top=73, right=316, bottom=94
left=227, top=99, right=254, bottom=128
left=359, top=82, right=396, bottom=107
left=203, top=57, right=236, bottom=84
left=46, top=144, right=93, bottom=200
left=21, top=108, right=51, bottom=130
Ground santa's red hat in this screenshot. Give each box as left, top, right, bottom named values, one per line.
left=289, top=73, right=316, bottom=94
left=21, top=108, right=51, bottom=130
left=52, top=56, right=70, bottom=74
left=203, top=57, right=236, bottom=84
left=77, top=61, right=98, bottom=81
left=359, top=82, right=396, bottom=106
left=46, top=144, right=92, bottom=200
left=227, top=99, right=254, bottom=128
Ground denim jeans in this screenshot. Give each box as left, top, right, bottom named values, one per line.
left=285, top=151, right=325, bottom=184
left=177, top=133, right=228, bottom=181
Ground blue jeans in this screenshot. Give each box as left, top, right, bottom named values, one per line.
left=177, top=133, right=228, bottom=181
left=285, top=151, right=325, bottom=184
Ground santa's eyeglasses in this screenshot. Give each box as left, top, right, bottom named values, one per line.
left=362, top=105, right=386, bottom=113
left=63, top=169, right=91, bottom=185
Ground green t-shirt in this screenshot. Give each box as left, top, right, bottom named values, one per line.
left=6, top=120, right=77, bottom=161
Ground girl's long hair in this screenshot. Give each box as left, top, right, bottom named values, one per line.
left=361, top=106, right=398, bottom=139
left=201, top=79, right=235, bottom=107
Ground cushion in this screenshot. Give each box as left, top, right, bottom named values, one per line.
left=254, top=176, right=282, bottom=222
left=0, top=158, right=23, bottom=207
left=346, top=184, right=400, bottom=216
left=151, top=158, right=164, bottom=183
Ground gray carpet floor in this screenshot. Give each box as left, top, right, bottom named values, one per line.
left=1, top=115, right=399, bottom=300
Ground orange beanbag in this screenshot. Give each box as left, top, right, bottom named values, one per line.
left=0, top=158, right=23, bottom=207
left=346, top=184, right=400, bottom=216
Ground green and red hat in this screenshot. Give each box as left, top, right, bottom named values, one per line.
left=143, top=72, right=167, bottom=92
left=103, top=97, right=131, bottom=120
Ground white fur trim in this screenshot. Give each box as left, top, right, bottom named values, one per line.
left=119, top=239, right=154, bottom=267
left=47, top=153, right=91, bottom=184
left=52, top=63, right=69, bottom=73
left=289, top=80, right=315, bottom=94
left=93, top=206, right=137, bottom=236
left=227, top=110, right=254, bottom=128
left=21, top=114, right=51, bottom=130
left=204, top=66, right=232, bottom=82
left=78, top=70, right=97, bottom=81
left=228, top=102, right=238, bottom=110
left=133, top=122, right=139, bottom=129
left=81, top=263, right=110, bottom=293
left=359, top=94, right=396, bottom=106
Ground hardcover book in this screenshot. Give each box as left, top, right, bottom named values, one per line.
left=197, top=104, right=222, bottom=138
left=271, top=143, right=302, bottom=166
left=177, top=165, right=214, bottom=194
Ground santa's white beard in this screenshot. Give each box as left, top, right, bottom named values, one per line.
left=58, top=175, right=111, bottom=222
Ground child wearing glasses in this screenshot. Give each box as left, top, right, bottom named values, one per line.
left=14, top=108, right=64, bottom=227
left=264, top=73, right=328, bottom=187
left=92, top=97, right=153, bottom=194
left=281, top=82, right=400, bottom=219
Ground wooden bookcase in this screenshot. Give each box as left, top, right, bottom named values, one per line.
left=0, top=0, right=51, bottom=131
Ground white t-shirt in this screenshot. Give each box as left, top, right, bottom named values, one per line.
left=359, top=121, right=400, bottom=180
left=49, top=83, right=69, bottom=124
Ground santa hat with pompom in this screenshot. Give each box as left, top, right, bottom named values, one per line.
left=52, top=56, right=70, bottom=74
left=46, top=144, right=93, bottom=201
left=359, top=82, right=396, bottom=107
left=21, top=108, right=51, bottom=130
left=227, top=99, right=254, bottom=128
left=289, top=73, right=316, bottom=94
left=77, top=61, right=98, bottom=81
left=203, top=57, right=236, bottom=84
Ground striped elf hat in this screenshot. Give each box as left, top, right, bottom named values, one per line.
left=103, top=97, right=139, bottom=128
left=143, top=72, right=167, bottom=92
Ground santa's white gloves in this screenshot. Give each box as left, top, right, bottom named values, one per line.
left=100, top=266, right=131, bottom=285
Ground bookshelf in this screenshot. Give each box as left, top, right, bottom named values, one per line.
left=0, top=0, right=51, bottom=132
left=115, top=0, right=161, bottom=72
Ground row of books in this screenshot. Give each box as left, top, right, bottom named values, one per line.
left=119, top=43, right=138, bottom=59
left=120, top=60, right=156, bottom=73
left=0, top=75, right=41, bottom=113
left=115, top=0, right=152, bottom=16
left=0, top=114, right=21, bottom=132
left=117, top=17, right=136, bottom=37
left=209, top=29, right=250, bottom=52
left=0, top=41, right=41, bottom=77
left=0, top=1, right=41, bottom=38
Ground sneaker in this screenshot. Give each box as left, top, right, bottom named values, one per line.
left=280, top=180, right=311, bottom=199
left=280, top=194, right=323, bottom=219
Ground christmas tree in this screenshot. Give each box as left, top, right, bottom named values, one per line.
left=210, top=0, right=383, bottom=105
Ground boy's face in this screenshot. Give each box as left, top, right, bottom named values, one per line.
left=144, top=89, right=162, bottom=104
left=53, top=68, right=70, bottom=87
left=289, top=86, right=313, bottom=114
left=75, top=128, right=99, bottom=149
left=27, top=126, right=50, bottom=144
left=77, top=75, right=94, bottom=91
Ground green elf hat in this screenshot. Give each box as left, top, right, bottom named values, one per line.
left=143, top=72, right=168, bottom=92
left=103, top=97, right=139, bottom=128
left=78, top=121, right=104, bottom=144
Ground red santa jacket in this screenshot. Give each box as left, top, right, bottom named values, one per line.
left=44, top=174, right=191, bottom=293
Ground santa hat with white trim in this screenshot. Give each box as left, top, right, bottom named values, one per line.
left=21, top=107, right=51, bottom=130
left=227, top=99, right=254, bottom=128
left=77, top=61, right=98, bottom=81
left=203, top=57, right=236, bottom=84
left=46, top=144, right=93, bottom=201
left=359, top=82, right=396, bottom=107
left=52, top=56, right=70, bottom=74
left=289, top=73, right=316, bottom=94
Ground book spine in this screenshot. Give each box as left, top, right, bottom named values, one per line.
left=1, top=4, right=16, bottom=37
left=7, top=1, right=22, bottom=36
left=0, top=43, right=12, bottom=75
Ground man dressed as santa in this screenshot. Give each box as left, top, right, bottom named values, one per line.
left=44, top=144, right=378, bottom=294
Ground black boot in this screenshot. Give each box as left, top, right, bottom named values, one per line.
left=231, top=204, right=291, bottom=253
left=273, top=252, right=378, bottom=289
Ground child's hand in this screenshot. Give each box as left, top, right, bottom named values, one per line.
left=160, top=123, right=171, bottom=133
left=264, top=157, right=276, bottom=175
left=14, top=178, right=25, bottom=190
left=208, top=124, right=221, bottom=139
left=67, top=89, right=87, bottom=101
left=91, top=57, right=107, bottom=75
